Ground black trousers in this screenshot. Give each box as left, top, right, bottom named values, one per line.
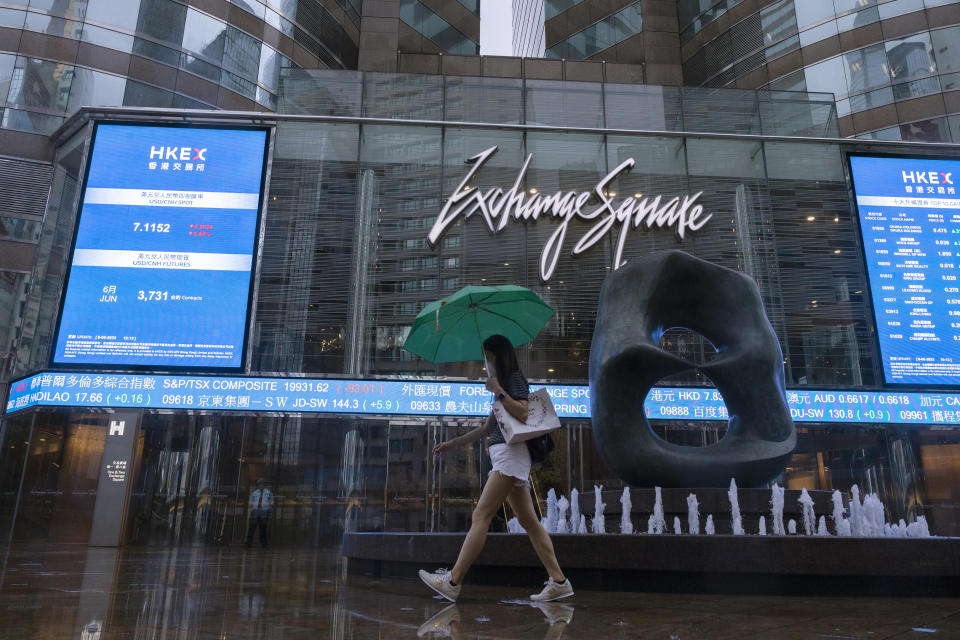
left=246, top=515, right=268, bottom=546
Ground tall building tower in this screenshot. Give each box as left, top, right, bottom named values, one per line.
left=541, top=0, right=681, bottom=84
left=513, top=0, right=546, bottom=57
left=678, top=0, right=960, bottom=142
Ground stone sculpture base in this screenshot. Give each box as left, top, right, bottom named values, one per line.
left=342, top=531, right=959, bottom=597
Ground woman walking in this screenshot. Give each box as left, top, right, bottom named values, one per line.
left=419, top=334, right=573, bottom=603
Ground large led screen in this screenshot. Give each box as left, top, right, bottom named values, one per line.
left=51, top=123, right=269, bottom=371
left=850, top=154, right=960, bottom=387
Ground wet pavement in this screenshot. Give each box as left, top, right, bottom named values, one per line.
left=0, top=544, right=957, bottom=639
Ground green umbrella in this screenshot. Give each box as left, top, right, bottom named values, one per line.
left=403, top=285, right=554, bottom=363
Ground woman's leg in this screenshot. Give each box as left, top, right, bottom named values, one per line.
left=450, top=471, right=516, bottom=584
left=507, top=484, right=565, bottom=582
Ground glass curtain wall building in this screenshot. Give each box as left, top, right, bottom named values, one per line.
left=679, top=0, right=960, bottom=141
left=1, top=70, right=959, bottom=549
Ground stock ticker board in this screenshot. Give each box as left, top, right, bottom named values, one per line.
left=51, top=123, right=268, bottom=371
left=6, top=371, right=960, bottom=425
left=850, top=153, right=960, bottom=387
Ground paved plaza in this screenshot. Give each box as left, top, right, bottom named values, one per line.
left=0, top=544, right=956, bottom=639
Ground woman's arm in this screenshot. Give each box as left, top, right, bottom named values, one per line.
left=485, top=377, right=529, bottom=423
left=433, top=412, right=495, bottom=456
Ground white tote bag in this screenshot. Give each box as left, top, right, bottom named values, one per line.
left=492, top=388, right=561, bottom=445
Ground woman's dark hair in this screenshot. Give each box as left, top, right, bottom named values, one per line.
left=482, top=334, right=521, bottom=390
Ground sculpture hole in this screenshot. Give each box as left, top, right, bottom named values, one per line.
left=653, top=327, right=730, bottom=448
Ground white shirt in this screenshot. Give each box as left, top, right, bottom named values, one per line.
left=249, top=488, right=274, bottom=511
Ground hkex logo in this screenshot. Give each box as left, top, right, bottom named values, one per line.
left=149, top=146, right=207, bottom=162
left=901, top=170, right=953, bottom=185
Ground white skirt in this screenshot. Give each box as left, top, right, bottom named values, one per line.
left=489, top=442, right=531, bottom=487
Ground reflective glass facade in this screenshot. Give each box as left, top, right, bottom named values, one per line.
left=0, top=0, right=358, bottom=136
left=545, top=1, right=643, bottom=59
left=1, top=72, right=959, bottom=549
left=680, top=0, right=960, bottom=141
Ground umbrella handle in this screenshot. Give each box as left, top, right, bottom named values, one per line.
left=435, top=300, right=446, bottom=332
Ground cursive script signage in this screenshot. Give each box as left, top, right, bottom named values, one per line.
left=427, top=146, right=713, bottom=281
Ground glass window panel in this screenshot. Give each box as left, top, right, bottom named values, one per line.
left=264, top=8, right=294, bottom=37
left=800, top=19, right=838, bottom=47
left=886, top=32, right=937, bottom=82
left=924, top=0, right=960, bottom=5
left=947, top=114, right=960, bottom=143
left=899, top=116, right=950, bottom=141
left=0, top=52, right=15, bottom=102
left=7, top=57, right=73, bottom=112
left=604, top=83, right=683, bottom=131
left=764, top=142, right=844, bottom=181
left=931, top=26, right=960, bottom=75
left=761, top=0, right=798, bottom=46
left=132, top=38, right=180, bottom=66
left=848, top=85, right=893, bottom=111
left=172, top=93, right=213, bottom=109
left=836, top=6, right=879, bottom=31
left=229, top=0, right=265, bottom=19
left=66, top=68, right=126, bottom=113
left=362, top=73, right=443, bottom=119
left=444, top=76, right=524, bottom=125
left=892, top=75, right=941, bottom=100
left=223, top=26, right=261, bottom=80
left=182, top=8, right=226, bottom=62
left=795, top=0, right=837, bottom=28
left=843, top=43, right=891, bottom=94
left=81, top=23, right=134, bottom=52
left=525, top=79, right=603, bottom=128
left=29, top=0, right=88, bottom=19
left=221, top=69, right=256, bottom=99
left=24, top=12, right=81, bottom=38
left=122, top=79, right=172, bottom=107
left=836, top=97, right=851, bottom=116
left=878, top=0, right=924, bottom=18
left=546, top=1, right=642, bottom=59
left=940, top=70, right=960, bottom=92
left=256, top=86, right=277, bottom=110
left=136, top=0, right=186, bottom=45
left=1, top=108, right=64, bottom=134
left=804, top=56, right=848, bottom=97
left=766, top=34, right=800, bottom=61
left=180, top=54, right=220, bottom=82
left=834, top=0, right=878, bottom=12
left=769, top=69, right=806, bottom=91
left=686, top=138, right=765, bottom=178
left=258, top=43, right=281, bottom=91
left=0, top=8, right=25, bottom=28
left=0, top=216, right=42, bottom=242
left=401, top=0, right=478, bottom=55
left=265, top=0, right=296, bottom=17
left=85, top=0, right=141, bottom=31
left=546, top=0, right=584, bottom=20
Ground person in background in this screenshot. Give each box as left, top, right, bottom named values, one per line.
left=246, top=478, right=273, bottom=548
left=419, top=334, right=573, bottom=603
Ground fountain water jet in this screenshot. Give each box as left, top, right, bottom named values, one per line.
left=569, top=488, right=580, bottom=534
left=620, top=487, right=633, bottom=534
left=687, top=493, right=700, bottom=535
left=770, top=484, right=785, bottom=535
left=556, top=495, right=570, bottom=534
left=647, top=486, right=665, bottom=534
left=546, top=489, right=559, bottom=534
left=705, top=515, right=715, bottom=535
left=592, top=485, right=606, bottom=534
left=728, top=479, right=744, bottom=535
left=798, top=488, right=816, bottom=536
left=673, top=516, right=682, bottom=535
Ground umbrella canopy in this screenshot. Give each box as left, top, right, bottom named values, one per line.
left=403, top=285, right=554, bottom=363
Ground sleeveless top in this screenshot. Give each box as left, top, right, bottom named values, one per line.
left=488, top=371, right=530, bottom=446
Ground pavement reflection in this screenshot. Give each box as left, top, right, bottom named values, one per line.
left=0, top=543, right=957, bottom=639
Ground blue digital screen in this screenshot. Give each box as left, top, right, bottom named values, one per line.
left=7, top=372, right=960, bottom=425
left=51, top=123, right=268, bottom=371
left=850, top=154, right=960, bottom=387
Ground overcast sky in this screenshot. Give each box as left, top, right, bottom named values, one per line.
left=480, top=0, right=513, bottom=55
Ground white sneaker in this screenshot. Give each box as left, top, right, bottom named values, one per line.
left=416, top=604, right=460, bottom=637
left=418, top=568, right=461, bottom=602
left=530, top=577, right=573, bottom=602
